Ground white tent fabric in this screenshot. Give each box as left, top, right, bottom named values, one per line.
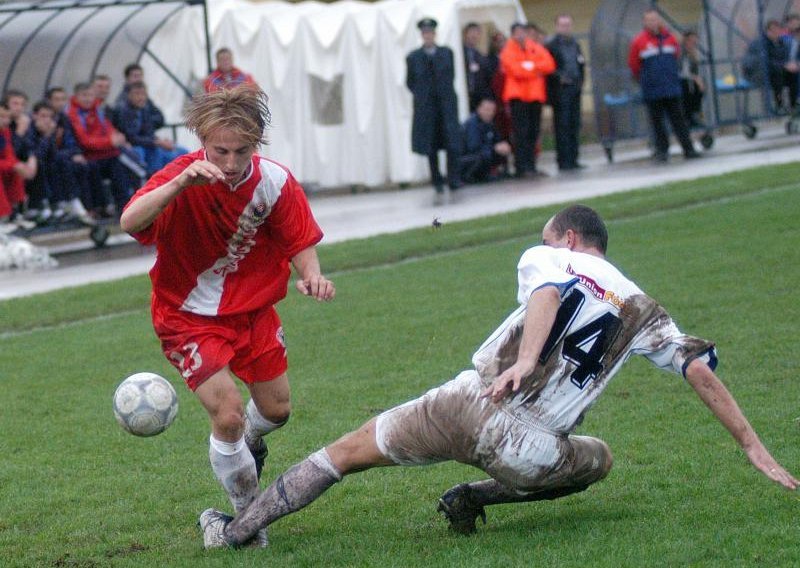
left=146, top=0, right=523, bottom=190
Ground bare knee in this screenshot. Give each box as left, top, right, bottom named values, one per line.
left=253, top=398, right=291, bottom=425
left=211, top=405, right=245, bottom=440
left=327, top=419, right=393, bottom=474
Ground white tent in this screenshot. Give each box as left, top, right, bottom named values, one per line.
left=145, top=0, right=524, bottom=190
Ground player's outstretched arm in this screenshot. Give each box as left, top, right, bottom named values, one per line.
left=292, top=246, right=335, bottom=301
left=684, top=359, right=799, bottom=490
left=120, top=160, right=225, bottom=234
left=482, top=286, right=561, bottom=403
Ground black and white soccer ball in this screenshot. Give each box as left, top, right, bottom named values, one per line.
left=113, top=372, right=178, bottom=437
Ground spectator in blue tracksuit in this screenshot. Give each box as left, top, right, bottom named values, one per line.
left=28, top=100, right=94, bottom=224
left=459, top=98, right=512, bottom=183
left=743, top=20, right=796, bottom=112
left=628, top=9, right=698, bottom=163
left=115, top=82, right=186, bottom=175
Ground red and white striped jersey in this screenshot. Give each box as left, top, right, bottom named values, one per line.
left=126, top=150, right=323, bottom=316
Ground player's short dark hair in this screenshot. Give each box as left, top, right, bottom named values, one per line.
left=32, top=100, right=53, bottom=113
left=215, top=47, right=232, bottom=58
left=73, top=82, right=92, bottom=94
left=124, top=63, right=143, bottom=78
left=464, top=22, right=480, bottom=32
left=550, top=205, right=608, bottom=253
left=127, top=81, right=146, bottom=92
left=45, top=86, right=65, bottom=99
left=1, top=89, right=28, bottom=105
left=92, top=74, right=110, bottom=83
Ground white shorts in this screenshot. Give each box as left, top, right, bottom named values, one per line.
left=375, top=370, right=609, bottom=492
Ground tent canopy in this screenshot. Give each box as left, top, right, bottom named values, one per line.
left=0, top=0, right=208, bottom=102
left=1, top=0, right=524, bottom=189
left=197, top=0, right=524, bottom=189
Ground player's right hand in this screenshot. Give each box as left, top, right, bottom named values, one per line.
left=177, top=160, right=226, bottom=188
left=480, top=362, right=532, bottom=403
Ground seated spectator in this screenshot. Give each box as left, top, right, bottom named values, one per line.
left=459, top=98, right=512, bottom=184
left=203, top=48, right=257, bottom=92
left=113, top=63, right=166, bottom=130
left=783, top=15, right=800, bottom=110
left=2, top=90, right=37, bottom=183
left=743, top=20, right=795, bottom=112
left=2, top=91, right=38, bottom=226
left=116, top=81, right=186, bottom=175
left=115, top=63, right=145, bottom=108
left=91, top=74, right=113, bottom=115
left=27, top=101, right=94, bottom=225
left=46, top=86, right=96, bottom=218
left=67, top=81, right=139, bottom=217
left=0, top=103, right=30, bottom=233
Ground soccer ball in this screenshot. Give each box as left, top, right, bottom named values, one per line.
left=113, top=372, right=178, bottom=437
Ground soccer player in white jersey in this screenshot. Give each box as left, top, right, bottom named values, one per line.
left=120, top=86, right=334, bottom=545
left=198, top=204, right=796, bottom=548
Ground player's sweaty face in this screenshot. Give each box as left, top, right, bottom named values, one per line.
left=204, top=128, right=257, bottom=185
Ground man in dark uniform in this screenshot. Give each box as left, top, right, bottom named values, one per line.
left=406, top=17, right=462, bottom=204
left=546, top=14, right=586, bottom=172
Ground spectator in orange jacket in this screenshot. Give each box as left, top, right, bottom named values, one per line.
left=500, top=22, right=555, bottom=178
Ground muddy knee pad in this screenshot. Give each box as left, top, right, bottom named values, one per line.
left=567, top=435, right=613, bottom=487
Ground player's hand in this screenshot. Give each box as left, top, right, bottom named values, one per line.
left=111, top=131, right=127, bottom=147
left=747, top=446, right=799, bottom=490
left=295, top=274, right=335, bottom=301
left=480, top=362, right=533, bottom=403
left=176, top=160, right=226, bottom=188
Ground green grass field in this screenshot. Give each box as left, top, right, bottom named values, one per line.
left=2, top=163, right=800, bottom=567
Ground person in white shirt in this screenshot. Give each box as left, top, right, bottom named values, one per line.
left=199, top=204, right=797, bottom=548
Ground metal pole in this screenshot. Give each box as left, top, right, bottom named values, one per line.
left=702, top=0, right=721, bottom=127
left=198, top=0, right=212, bottom=75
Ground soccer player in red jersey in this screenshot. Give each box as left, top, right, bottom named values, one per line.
left=121, top=86, right=334, bottom=545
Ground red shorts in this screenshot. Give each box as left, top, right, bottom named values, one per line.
left=152, top=299, right=288, bottom=391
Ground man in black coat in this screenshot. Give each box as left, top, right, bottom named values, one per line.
left=406, top=17, right=462, bottom=203
left=546, top=14, right=585, bottom=171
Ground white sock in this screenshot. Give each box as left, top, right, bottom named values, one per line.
left=309, top=448, right=343, bottom=481
left=209, top=434, right=259, bottom=513
left=244, top=399, right=285, bottom=446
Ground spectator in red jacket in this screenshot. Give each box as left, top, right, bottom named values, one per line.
left=499, top=22, right=555, bottom=178
left=628, top=10, right=699, bottom=163
left=0, top=103, right=29, bottom=232
left=204, top=48, right=258, bottom=93
left=67, top=82, right=136, bottom=216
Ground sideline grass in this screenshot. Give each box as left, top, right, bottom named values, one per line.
left=1, top=163, right=799, bottom=567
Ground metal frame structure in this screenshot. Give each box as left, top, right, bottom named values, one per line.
left=0, top=0, right=211, bottom=99
left=589, top=0, right=800, bottom=161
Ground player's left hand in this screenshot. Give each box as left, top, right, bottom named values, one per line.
left=747, top=446, right=799, bottom=490
left=295, top=274, right=335, bottom=301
